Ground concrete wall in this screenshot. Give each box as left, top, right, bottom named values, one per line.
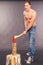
left=0, top=1, right=43, bottom=50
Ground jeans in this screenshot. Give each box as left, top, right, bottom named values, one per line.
left=27, top=26, right=36, bottom=57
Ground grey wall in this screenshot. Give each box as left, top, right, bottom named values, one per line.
left=0, top=1, right=43, bottom=51
left=31, top=1, right=43, bottom=50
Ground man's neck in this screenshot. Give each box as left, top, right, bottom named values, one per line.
left=25, top=8, right=31, bottom=12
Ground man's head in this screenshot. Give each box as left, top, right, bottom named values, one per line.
left=24, top=0, right=31, bottom=11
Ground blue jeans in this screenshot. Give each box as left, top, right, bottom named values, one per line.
left=27, top=26, right=36, bottom=57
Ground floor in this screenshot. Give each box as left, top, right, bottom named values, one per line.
left=0, top=49, right=43, bottom=65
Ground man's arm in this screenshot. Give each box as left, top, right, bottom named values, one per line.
left=23, top=11, right=28, bottom=31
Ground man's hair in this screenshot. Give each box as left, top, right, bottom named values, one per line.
left=25, top=0, right=31, bottom=5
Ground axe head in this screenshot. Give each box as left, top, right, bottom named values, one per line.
left=12, top=36, right=16, bottom=43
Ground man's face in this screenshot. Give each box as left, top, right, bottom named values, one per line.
left=24, top=2, right=31, bottom=12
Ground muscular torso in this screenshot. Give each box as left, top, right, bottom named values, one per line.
left=23, top=9, right=36, bottom=30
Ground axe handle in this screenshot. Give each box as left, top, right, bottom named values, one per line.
left=15, top=31, right=26, bottom=39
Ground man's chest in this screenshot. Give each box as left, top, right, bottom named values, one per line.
left=24, top=12, right=32, bottom=19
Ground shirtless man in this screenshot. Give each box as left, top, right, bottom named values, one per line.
left=23, top=0, right=36, bottom=64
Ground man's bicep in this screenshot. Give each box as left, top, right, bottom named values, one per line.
left=32, top=12, right=36, bottom=22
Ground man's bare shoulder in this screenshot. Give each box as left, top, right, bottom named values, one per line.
left=31, top=9, right=36, bottom=15
left=31, top=9, right=36, bottom=16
